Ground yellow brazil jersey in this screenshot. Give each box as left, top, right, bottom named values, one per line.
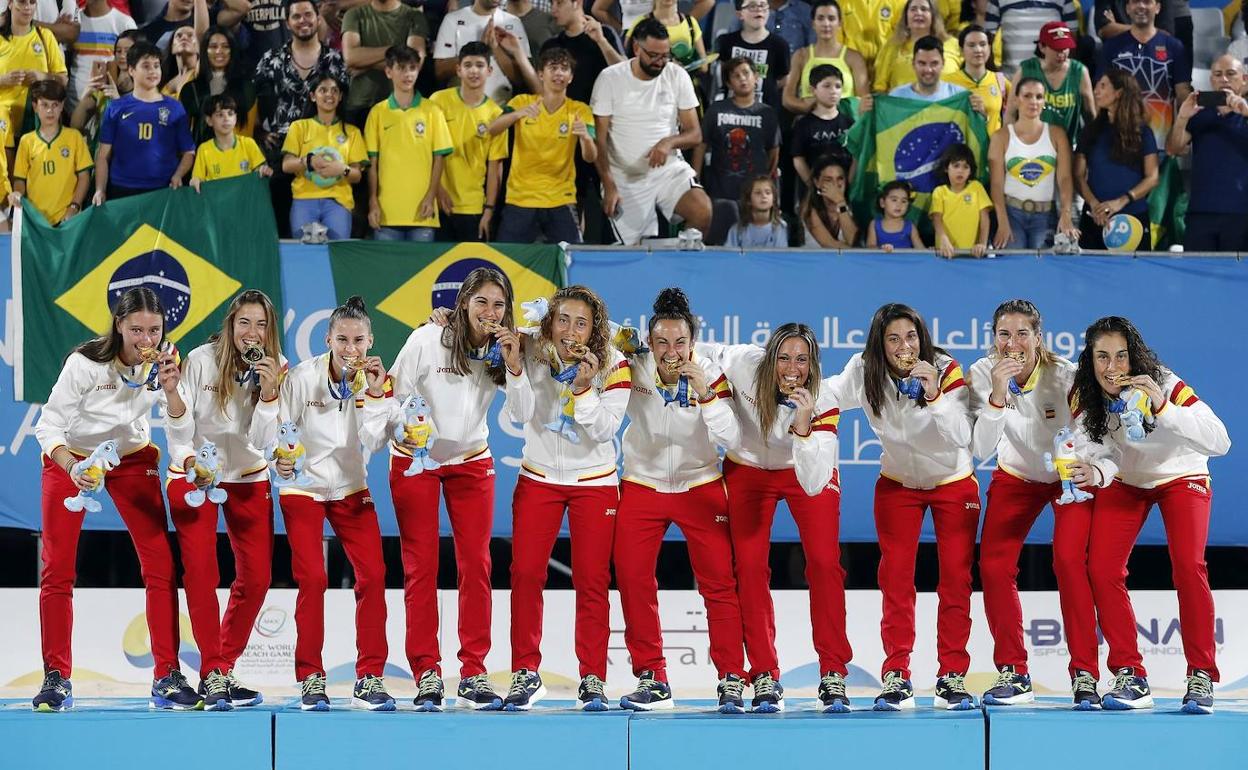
left=874, top=35, right=962, bottom=92
left=943, top=68, right=1010, bottom=135
left=504, top=93, right=594, bottom=209
left=364, top=94, right=453, bottom=228
left=14, top=127, right=91, bottom=224
left=930, top=180, right=992, bottom=249
left=192, top=135, right=267, bottom=182
left=281, top=117, right=368, bottom=211
left=837, top=0, right=886, bottom=65
left=429, top=87, right=508, bottom=215
left=0, top=27, right=67, bottom=149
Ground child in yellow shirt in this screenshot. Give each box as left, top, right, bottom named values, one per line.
left=9, top=80, right=90, bottom=226
left=929, top=143, right=991, bottom=257
left=190, top=94, right=271, bottom=192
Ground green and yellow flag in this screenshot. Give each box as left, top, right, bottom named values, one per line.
left=327, top=242, right=567, bottom=365
left=845, top=92, right=990, bottom=226
left=12, top=175, right=282, bottom=402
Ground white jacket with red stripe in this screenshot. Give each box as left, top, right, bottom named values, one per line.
left=382, top=323, right=529, bottom=465
left=505, top=342, right=631, bottom=486
left=36, top=351, right=184, bottom=458
left=1075, top=370, right=1230, bottom=490
left=709, top=344, right=841, bottom=497
left=165, top=344, right=283, bottom=483
left=621, top=351, right=739, bottom=494
left=826, top=352, right=973, bottom=490
left=277, top=353, right=392, bottom=501
left=969, top=354, right=1077, bottom=483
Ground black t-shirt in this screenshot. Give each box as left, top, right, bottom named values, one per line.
left=701, top=99, right=779, bottom=201
left=541, top=30, right=621, bottom=106
left=790, top=110, right=853, bottom=170
left=237, top=0, right=292, bottom=72
left=714, top=31, right=790, bottom=114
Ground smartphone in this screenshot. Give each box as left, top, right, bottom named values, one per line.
left=91, top=59, right=107, bottom=77
left=1197, top=91, right=1228, bottom=108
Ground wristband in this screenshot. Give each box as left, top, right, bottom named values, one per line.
left=988, top=395, right=1006, bottom=409
left=483, top=204, right=495, bottom=210
left=305, top=153, right=314, bottom=172
left=67, top=201, right=81, bottom=211
left=1124, top=191, right=1135, bottom=203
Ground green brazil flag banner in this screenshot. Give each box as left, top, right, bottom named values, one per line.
left=327, top=241, right=567, bottom=366
left=12, top=175, right=283, bottom=403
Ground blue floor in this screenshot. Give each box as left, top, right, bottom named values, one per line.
left=2, top=697, right=1245, bottom=770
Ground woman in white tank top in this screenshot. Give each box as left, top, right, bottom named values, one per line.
left=989, top=77, right=1079, bottom=249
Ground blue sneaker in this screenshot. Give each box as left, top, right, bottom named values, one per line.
left=412, top=669, right=444, bottom=712
left=1071, top=670, right=1101, bottom=711
left=300, top=673, right=330, bottom=711
left=1102, top=667, right=1154, bottom=710
left=619, top=671, right=674, bottom=711
left=225, top=670, right=263, bottom=707
left=352, top=674, right=396, bottom=712
left=456, top=673, right=503, bottom=711
left=717, top=674, right=746, bottom=714
left=1181, top=670, right=1214, bottom=715
left=578, top=674, right=609, bottom=712
left=983, top=665, right=1034, bottom=706
left=502, top=669, right=546, bottom=711
left=934, top=673, right=977, bottom=710
left=151, top=670, right=204, bottom=711
left=32, top=670, right=73, bottom=712
left=818, top=672, right=851, bottom=714
left=873, top=670, right=916, bottom=711
left=750, top=673, right=784, bottom=713
left=198, top=668, right=233, bottom=711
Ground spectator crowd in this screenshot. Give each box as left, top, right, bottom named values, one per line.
left=0, top=0, right=1245, bottom=251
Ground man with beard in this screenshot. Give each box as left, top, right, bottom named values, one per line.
left=1097, top=0, right=1191, bottom=147
left=591, top=18, right=711, bottom=245
left=254, top=0, right=348, bottom=236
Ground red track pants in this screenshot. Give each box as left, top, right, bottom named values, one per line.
left=280, top=490, right=388, bottom=681
left=169, top=477, right=274, bottom=677
left=509, top=475, right=618, bottom=678
left=1089, top=477, right=1219, bottom=680
left=391, top=456, right=494, bottom=679
left=979, top=469, right=1098, bottom=677
left=724, top=459, right=850, bottom=680
left=613, top=480, right=745, bottom=681
left=875, top=474, right=981, bottom=679
left=39, top=446, right=180, bottom=678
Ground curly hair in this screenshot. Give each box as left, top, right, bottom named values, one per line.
left=1080, top=71, right=1145, bottom=166
left=862, top=303, right=939, bottom=416
left=443, top=267, right=515, bottom=387
left=1072, top=316, right=1164, bottom=443
left=540, top=285, right=613, bottom=369
left=754, top=323, right=821, bottom=441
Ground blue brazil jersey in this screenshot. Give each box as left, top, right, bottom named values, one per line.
left=99, top=94, right=195, bottom=190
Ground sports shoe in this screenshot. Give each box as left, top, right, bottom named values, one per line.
left=717, top=673, right=746, bottom=714
left=199, top=668, right=234, bottom=712
left=873, top=670, right=916, bottom=711
left=300, top=673, right=330, bottom=711
left=1181, top=670, right=1214, bottom=715
left=411, top=669, right=444, bottom=712
left=1102, top=667, right=1154, bottom=710
left=502, top=669, right=546, bottom=711
left=31, top=670, right=72, bottom=712
left=934, top=673, right=977, bottom=710
left=1071, top=670, right=1101, bottom=711
left=225, top=670, right=263, bottom=707
left=983, top=665, right=1034, bottom=706
left=818, top=671, right=851, bottom=713
left=578, top=674, right=609, bottom=712
left=619, top=671, right=674, bottom=711
left=352, top=674, right=396, bottom=711
left=151, top=670, right=204, bottom=711
left=750, top=672, right=784, bottom=713
left=457, top=673, right=503, bottom=711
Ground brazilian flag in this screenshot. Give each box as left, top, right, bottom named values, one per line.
left=845, top=92, right=990, bottom=227
left=327, top=242, right=567, bottom=365
left=12, top=175, right=282, bottom=403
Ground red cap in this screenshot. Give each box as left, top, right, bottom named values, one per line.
left=1038, top=21, right=1076, bottom=50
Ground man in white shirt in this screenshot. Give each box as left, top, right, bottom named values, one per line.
left=434, top=0, right=531, bottom=106
left=591, top=17, right=711, bottom=245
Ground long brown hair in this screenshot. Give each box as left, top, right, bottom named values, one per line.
left=989, top=298, right=1060, bottom=367
left=207, top=290, right=284, bottom=415
left=76, top=287, right=165, bottom=363
left=754, top=323, right=821, bottom=440
left=539, top=285, right=612, bottom=368
left=863, top=303, right=938, bottom=416
left=1082, top=71, right=1144, bottom=165
left=443, top=267, right=515, bottom=387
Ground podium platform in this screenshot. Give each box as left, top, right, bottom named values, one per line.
left=3, top=696, right=1246, bottom=769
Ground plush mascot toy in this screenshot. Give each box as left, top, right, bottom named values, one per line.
left=395, top=394, right=442, bottom=476
left=1044, top=426, right=1095, bottom=505
left=64, top=440, right=121, bottom=513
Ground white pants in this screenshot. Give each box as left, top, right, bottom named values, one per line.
left=607, top=160, right=701, bottom=246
